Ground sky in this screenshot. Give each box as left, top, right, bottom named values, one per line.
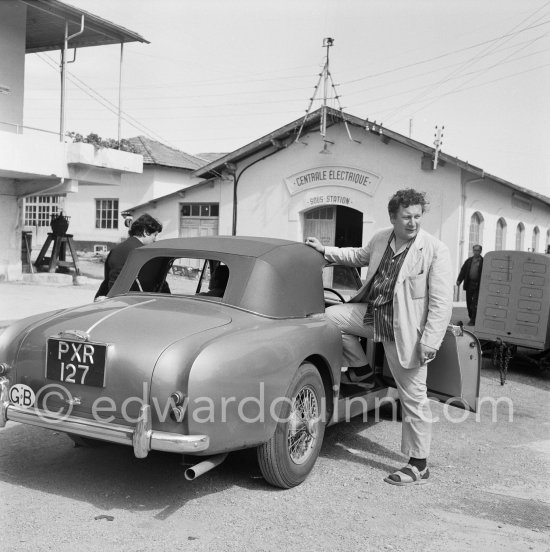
left=23, top=0, right=550, bottom=198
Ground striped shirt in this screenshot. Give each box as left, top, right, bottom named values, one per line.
left=363, top=233, right=415, bottom=341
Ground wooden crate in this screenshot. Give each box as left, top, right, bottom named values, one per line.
left=474, top=251, right=550, bottom=350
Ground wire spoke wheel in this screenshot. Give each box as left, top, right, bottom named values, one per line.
left=287, top=385, right=319, bottom=465
left=257, top=362, right=326, bottom=488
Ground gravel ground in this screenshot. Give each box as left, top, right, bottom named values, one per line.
left=1, top=359, right=548, bottom=551
left=0, top=260, right=549, bottom=550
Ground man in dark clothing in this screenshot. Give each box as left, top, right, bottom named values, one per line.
left=456, top=245, right=483, bottom=325
left=95, top=214, right=163, bottom=299
left=198, top=264, right=229, bottom=298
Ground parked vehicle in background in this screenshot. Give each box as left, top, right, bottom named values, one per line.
left=474, top=250, right=550, bottom=382
left=0, top=236, right=480, bottom=488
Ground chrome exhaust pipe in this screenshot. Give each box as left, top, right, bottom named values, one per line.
left=184, top=453, right=228, bottom=481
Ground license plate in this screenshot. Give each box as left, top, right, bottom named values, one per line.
left=46, top=338, right=107, bottom=387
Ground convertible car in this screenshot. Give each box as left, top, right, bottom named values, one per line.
left=0, top=236, right=480, bottom=488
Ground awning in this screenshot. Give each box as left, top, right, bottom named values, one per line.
left=22, top=0, right=149, bottom=53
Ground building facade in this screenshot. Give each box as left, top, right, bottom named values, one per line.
left=128, top=108, right=550, bottom=299
left=0, top=0, right=148, bottom=280
left=21, top=136, right=208, bottom=253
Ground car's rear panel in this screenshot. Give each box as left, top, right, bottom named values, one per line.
left=12, top=295, right=231, bottom=422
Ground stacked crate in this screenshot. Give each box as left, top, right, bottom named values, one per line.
left=474, top=251, right=550, bottom=350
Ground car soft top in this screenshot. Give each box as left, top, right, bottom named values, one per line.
left=109, top=236, right=327, bottom=319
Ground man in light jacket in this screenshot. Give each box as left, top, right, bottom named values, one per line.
left=306, top=188, right=453, bottom=486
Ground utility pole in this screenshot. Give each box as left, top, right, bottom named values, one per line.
left=433, top=125, right=444, bottom=169
left=320, top=37, right=333, bottom=137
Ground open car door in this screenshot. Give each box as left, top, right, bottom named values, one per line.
left=383, top=325, right=481, bottom=412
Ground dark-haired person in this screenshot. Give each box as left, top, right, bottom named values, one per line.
left=95, top=213, right=163, bottom=299
left=306, top=189, right=453, bottom=486
left=456, top=245, right=483, bottom=326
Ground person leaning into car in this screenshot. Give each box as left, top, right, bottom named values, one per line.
left=95, top=213, right=164, bottom=300
left=305, top=188, right=453, bottom=487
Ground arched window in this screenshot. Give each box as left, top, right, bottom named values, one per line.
left=532, top=227, right=540, bottom=252
left=515, top=223, right=525, bottom=251
left=468, top=212, right=484, bottom=255
left=495, top=218, right=507, bottom=251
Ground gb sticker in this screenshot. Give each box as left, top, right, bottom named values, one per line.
left=9, top=384, right=36, bottom=408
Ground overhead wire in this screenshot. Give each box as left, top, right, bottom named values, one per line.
left=27, top=20, right=550, bottom=94
left=35, top=52, right=179, bottom=147
left=345, top=40, right=549, bottom=100
left=368, top=62, right=550, bottom=121
left=27, top=70, right=319, bottom=92
left=382, top=2, right=550, bottom=124
left=395, top=31, right=550, bottom=123
left=29, top=34, right=548, bottom=104
left=29, top=40, right=548, bottom=114
left=30, top=16, right=547, bottom=113
left=24, top=3, right=550, bottom=153
left=341, top=18, right=550, bottom=85
left=347, top=38, right=549, bottom=109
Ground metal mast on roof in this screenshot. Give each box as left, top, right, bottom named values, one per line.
left=294, top=38, right=353, bottom=143
left=433, top=125, right=444, bottom=169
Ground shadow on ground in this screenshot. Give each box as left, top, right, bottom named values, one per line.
left=0, top=414, right=402, bottom=520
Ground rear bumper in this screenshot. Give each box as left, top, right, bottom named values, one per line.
left=0, top=378, right=209, bottom=457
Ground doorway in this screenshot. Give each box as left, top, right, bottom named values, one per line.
left=303, top=205, right=363, bottom=247
left=335, top=206, right=363, bottom=247
left=303, top=205, right=363, bottom=288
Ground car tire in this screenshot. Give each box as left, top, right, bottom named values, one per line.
left=257, top=362, right=326, bottom=489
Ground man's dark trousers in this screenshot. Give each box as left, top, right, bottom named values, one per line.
left=466, top=283, right=480, bottom=322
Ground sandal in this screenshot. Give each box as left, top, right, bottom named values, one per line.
left=384, top=464, right=430, bottom=486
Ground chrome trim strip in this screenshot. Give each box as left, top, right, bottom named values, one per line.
left=118, top=292, right=318, bottom=320
left=85, top=299, right=156, bottom=334
left=57, top=329, right=90, bottom=341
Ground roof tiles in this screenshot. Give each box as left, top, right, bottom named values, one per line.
left=128, top=136, right=207, bottom=170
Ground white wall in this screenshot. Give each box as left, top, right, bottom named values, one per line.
left=462, top=176, right=550, bottom=259
left=235, top=123, right=463, bottom=273
left=0, top=2, right=30, bottom=279
left=0, top=0, right=26, bottom=131
left=59, top=165, right=201, bottom=247
left=130, top=180, right=224, bottom=240
left=150, top=166, right=203, bottom=198
left=0, top=185, right=22, bottom=280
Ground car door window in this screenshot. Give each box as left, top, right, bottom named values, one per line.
left=164, top=257, right=229, bottom=298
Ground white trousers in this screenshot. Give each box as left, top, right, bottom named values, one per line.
left=326, top=303, right=432, bottom=459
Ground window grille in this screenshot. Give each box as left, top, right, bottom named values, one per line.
left=95, top=199, right=119, bottom=229
left=23, top=195, right=61, bottom=226
left=180, top=203, right=219, bottom=217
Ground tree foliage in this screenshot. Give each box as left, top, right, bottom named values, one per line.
left=66, top=132, right=140, bottom=154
